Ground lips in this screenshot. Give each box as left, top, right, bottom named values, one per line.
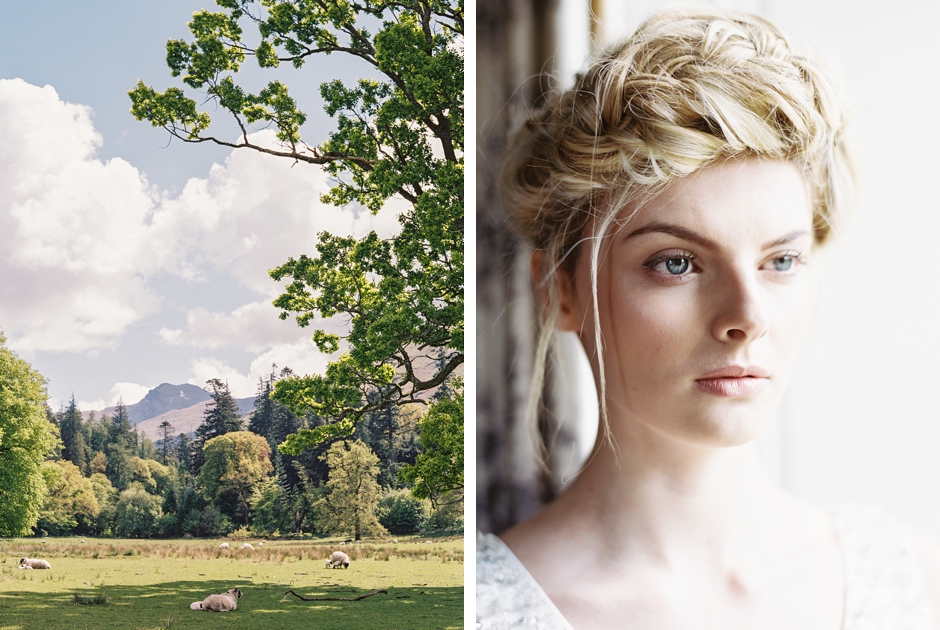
left=695, top=365, right=769, bottom=398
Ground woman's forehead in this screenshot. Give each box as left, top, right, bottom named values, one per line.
left=618, top=158, right=813, bottom=247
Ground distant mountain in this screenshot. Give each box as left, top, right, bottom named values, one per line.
left=126, top=383, right=213, bottom=424
left=135, top=396, right=255, bottom=442
left=84, top=383, right=253, bottom=426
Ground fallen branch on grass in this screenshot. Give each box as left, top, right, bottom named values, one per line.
left=280, top=589, right=388, bottom=603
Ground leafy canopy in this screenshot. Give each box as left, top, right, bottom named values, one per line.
left=398, top=381, right=462, bottom=506
left=129, top=0, right=464, bottom=452
left=315, top=439, right=386, bottom=539
left=0, top=332, right=60, bottom=536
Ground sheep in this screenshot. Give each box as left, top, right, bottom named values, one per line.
left=218, top=542, right=229, bottom=550
left=339, top=541, right=346, bottom=546
left=190, top=588, right=243, bottom=612
left=240, top=543, right=254, bottom=551
left=392, top=539, right=398, bottom=544
left=258, top=541, right=263, bottom=546
left=19, top=558, right=51, bottom=570
left=327, top=550, right=350, bottom=569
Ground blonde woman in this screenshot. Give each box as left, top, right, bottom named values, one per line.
left=477, top=7, right=940, bottom=629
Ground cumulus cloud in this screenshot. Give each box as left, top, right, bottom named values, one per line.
left=159, top=300, right=350, bottom=354
left=0, top=79, right=401, bottom=357
left=108, top=382, right=151, bottom=406
left=0, top=79, right=159, bottom=352
left=187, top=339, right=335, bottom=398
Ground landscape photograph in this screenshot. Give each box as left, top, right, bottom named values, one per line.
left=0, top=1, right=464, bottom=628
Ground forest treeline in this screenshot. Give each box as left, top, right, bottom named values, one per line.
left=36, top=368, right=463, bottom=540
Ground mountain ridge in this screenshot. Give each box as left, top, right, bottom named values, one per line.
left=82, top=383, right=253, bottom=427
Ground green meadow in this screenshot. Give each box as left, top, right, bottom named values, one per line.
left=0, top=537, right=463, bottom=630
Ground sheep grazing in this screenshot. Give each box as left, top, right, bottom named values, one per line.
left=327, top=550, right=350, bottom=569
left=218, top=542, right=229, bottom=550
left=240, top=543, right=254, bottom=551
left=392, top=539, right=398, bottom=544
left=190, top=588, right=243, bottom=612
left=19, top=558, right=51, bottom=570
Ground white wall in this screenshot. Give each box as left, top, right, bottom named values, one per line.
left=551, top=0, right=940, bottom=537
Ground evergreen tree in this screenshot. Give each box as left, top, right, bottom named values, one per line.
left=248, top=367, right=302, bottom=489
left=104, top=400, right=137, bottom=491
left=175, top=433, right=193, bottom=476
left=157, top=419, right=174, bottom=465
left=192, top=378, right=243, bottom=472
left=58, top=395, right=88, bottom=474
left=108, top=400, right=134, bottom=449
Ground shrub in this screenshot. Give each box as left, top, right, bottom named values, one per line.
left=378, top=489, right=425, bottom=535
left=422, top=497, right=463, bottom=535
left=114, top=484, right=163, bottom=538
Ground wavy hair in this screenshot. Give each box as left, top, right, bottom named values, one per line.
left=499, top=6, right=853, bottom=448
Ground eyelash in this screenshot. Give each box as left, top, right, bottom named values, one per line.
left=642, top=249, right=807, bottom=278
left=762, top=250, right=807, bottom=273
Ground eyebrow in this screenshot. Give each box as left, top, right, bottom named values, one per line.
left=625, top=222, right=811, bottom=250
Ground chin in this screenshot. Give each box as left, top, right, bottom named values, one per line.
left=667, top=404, right=773, bottom=449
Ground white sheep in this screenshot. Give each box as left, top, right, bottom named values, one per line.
left=258, top=541, right=263, bottom=546
left=19, top=558, right=51, bottom=570
left=392, top=539, right=398, bottom=544
left=327, top=550, right=350, bottom=569
left=240, top=543, right=254, bottom=551
left=218, top=542, right=229, bottom=550
left=190, top=588, right=243, bottom=612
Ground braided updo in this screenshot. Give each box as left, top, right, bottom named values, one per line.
left=499, top=7, right=853, bottom=442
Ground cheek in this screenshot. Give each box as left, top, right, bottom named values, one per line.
left=601, top=279, right=704, bottom=378
left=768, top=271, right=820, bottom=353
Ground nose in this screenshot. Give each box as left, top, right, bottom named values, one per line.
left=710, top=271, right=769, bottom=344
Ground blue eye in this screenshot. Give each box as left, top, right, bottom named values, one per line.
left=644, top=252, right=697, bottom=277
left=665, top=257, right=690, bottom=275
left=772, top=256, right=793, bottom=271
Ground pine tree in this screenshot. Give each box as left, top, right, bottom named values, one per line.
left=105, top=399, right=136, bottom=490
left=58, top=395, right=88, bottom=474
left=175, top=433, right=193, bottom=476
left=192, top=379, right=243, bottom=472
left=158, top=419, right=174, bottom=465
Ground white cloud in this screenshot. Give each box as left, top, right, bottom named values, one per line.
left=0, top=79, right=402, bottom=355
left=187, top=338, right=334, bottom=398
left=0, top=79, right=160, bottom=352
left=159, top=300, right=349, bottom=353
left=77, top=398, right=106, bottom=411
left=108, top=382, right=151, bottom=406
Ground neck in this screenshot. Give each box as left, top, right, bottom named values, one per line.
left=561, top=417, right=785, bottom=567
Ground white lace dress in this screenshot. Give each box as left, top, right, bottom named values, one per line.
left=476, top=505, right=934, bottom=630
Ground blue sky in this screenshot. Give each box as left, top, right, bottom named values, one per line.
left=0, top=1, right=400, bottom=409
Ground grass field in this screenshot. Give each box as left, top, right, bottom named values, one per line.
left=0, top=536, right=463, bottom=630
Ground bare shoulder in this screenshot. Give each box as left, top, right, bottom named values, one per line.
left=906, top=524, right=940, bottom=629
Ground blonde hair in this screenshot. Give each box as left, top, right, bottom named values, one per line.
left=500, top=6, right=853, bottom=449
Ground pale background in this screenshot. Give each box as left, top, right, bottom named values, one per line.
left=476, top=0, right=940, bottom=538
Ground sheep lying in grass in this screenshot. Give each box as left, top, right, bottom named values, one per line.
left=190, top=588, right=243, bottom=612
left=240, top=543, right=254, bottom=551
left=325, top=550, right=350, bottom=569
left=19, top=558, right=51, bottom=570
left=218, top=542, right=229, bottom=550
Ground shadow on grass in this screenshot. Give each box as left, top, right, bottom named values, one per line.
left=0, top=581, right=463, bottom=630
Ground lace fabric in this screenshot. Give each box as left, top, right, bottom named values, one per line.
left=476, top=505, right=934, bottom=630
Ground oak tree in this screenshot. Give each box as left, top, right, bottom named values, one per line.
left=129, top=0, right=464, bottom=452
